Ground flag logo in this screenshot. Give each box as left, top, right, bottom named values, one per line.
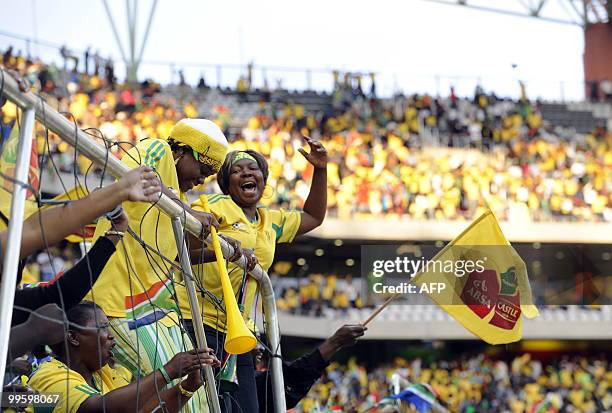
left=413, top=209, right=539, bottom=344
left=460, top=266, right=522, bottom=330
left=125, top=279, right=179, bottom=329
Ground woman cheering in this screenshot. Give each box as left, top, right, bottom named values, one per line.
left=180, top=135, right=328, bottom=412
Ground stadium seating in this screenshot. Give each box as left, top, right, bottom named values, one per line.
left=290, top=354, right=611, bottom=412
left=2, top=47, right=611, bottom=225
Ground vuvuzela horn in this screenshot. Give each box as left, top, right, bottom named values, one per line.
left=200, top=197, right=257, bottom=354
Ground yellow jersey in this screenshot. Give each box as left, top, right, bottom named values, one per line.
left=176, top=194, right=300, bottom=331
left=87, top=138, right=182, bottom=327
left=28, top=358, right=131, bottom=413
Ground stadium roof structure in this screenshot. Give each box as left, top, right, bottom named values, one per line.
left=102, top=0, right=159, bottom=83
left=421, top=0, right=609, bottom=27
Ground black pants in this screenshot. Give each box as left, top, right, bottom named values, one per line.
left=183, top=320, right=259, bottom=413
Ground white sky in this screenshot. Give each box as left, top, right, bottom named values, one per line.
left=0, top=0, right=586, bottom=100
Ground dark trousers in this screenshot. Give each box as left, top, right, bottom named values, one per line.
left=183, top=320, right=259, bottom=413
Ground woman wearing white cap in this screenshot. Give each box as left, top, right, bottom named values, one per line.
left=86, top=118, right=230, bottom=413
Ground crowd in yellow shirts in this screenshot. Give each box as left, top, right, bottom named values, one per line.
left=289, top=354, right=610, bottom=413
left=239, top=95, right=611, bottom=223
left=275, top=274, right=364, bottom=316
left=2, top=47, right=611, bottom=225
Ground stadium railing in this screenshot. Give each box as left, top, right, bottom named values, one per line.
left=276, top=307, right=612, bottom=340
left=0, top=68, right=288, bottom=413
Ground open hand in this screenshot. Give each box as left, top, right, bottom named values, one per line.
left=297, top=136, right=328, bottom=169
left=120, top=166, right=162, bottom=202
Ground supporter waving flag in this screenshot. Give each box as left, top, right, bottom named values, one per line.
left=412, top=209, right=539, bottom=344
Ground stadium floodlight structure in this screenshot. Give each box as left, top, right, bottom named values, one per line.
left=101, top=0, right=159, bottom=83
left=0, top=68, right=288, bottom=413
left=420, top=0, right=609, bottom=27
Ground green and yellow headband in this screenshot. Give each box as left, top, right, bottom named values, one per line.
left=231, top=152, right=257, bottom=166
left=174, top=142, right=221, bottom=171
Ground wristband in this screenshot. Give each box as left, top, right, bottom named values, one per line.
left=159, top=366, right=172, bottom=384
left=104, top=230, right=125, bottom=238
left=105, top=205, right=124, bottom=221
left=178, top=382, right=194, bottom=398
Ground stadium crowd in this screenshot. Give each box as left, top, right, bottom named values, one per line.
left=2, top=46, right=611, bottom=224
left=275, top=275, right=365, bottom=316
left=1, top=45, right=611, bottom=413
left=287, top=354, right=611, bottom=413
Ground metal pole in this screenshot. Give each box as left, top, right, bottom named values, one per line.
left=136, top=0, right=159, bottom=66
left=125, top=0, right=136, bottom=82
left=0, top=108, right=36, bottom=399
left=101, top=0, right=128, bottom=63
left=560, top=81, right=566, bottom=102
left=419, top=0, right=582, bottom=25
left=0, top=68, right=287, bottom=412
left=171, top=217, right=221, bottom=413
left=260, top=276, right=287, bottom=413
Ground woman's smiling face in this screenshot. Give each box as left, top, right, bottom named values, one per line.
left=228, top=158, right=265, bottom=207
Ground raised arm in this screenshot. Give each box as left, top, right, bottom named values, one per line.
left=11, top=212, right=128, bottom=326
left=0, top=166, right=161, bottom=260
left=296, top=136, right=328, bottom=236
left=8, top=304, right=66, bottom=359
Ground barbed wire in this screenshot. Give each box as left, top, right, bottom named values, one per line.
left=0, top=69, right=289, bottom=413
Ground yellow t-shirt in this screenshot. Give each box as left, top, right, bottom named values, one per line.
left=87, top=138, right=182, bottom=326
left=176, top=194, right=300, bottom=331
left=28, top=358, right=131, bottom=413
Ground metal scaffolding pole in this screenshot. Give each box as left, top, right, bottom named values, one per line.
left=171, top=217, right=221, bottom=413
left=0, top=107, right=36, bottom=401
left=0, top=69, right=286, bottom=412
left=0, top=68, right=287, bottom=412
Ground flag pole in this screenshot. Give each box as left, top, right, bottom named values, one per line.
left=362, top=292, right=400, bottom=326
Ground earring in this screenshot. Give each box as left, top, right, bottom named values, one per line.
left=174, top=155, right=182, bottom=165
left=262, top=185, right=274, bottom=199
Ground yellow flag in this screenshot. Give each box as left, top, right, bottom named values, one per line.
left=0, top=124, right=40, bottom=229
left=413, top=209, right=539, bottom=344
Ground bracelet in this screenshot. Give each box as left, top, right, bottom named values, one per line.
left=178, top=382, right=194, bottom=398
left=104, top=230, right=125, bottom=238
left=159, top=366, right=172, bottom=384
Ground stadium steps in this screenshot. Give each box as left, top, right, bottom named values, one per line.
left=540, top=102, right=610, bottom=133
left=286, top=306, right=612, bottom=339
left=222, top=89, right=333, bottom=113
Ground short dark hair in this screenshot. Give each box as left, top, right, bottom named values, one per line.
left=167, top=138, right=190, bottom=155
left=49, top=301, right=103, bottom=356
left=216, top=150, right=269, bottom=195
